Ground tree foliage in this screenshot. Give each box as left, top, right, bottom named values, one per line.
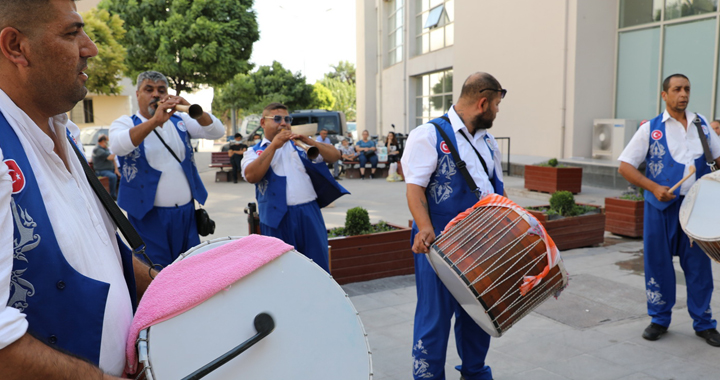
left=319, top=77, right=355, bottom=121
left=100, top=0, right=259, bottom=95
left=310, top=82, right=335, bottom=110
left=325, top=60, right=356, bottom=85
left=81, top=8, right=127, bottom=95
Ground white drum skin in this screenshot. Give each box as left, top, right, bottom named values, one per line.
left=680, top=172, right=720, bottom=263
left=138, top=237, right=373, bottom=379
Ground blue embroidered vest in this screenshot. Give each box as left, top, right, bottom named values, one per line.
left=421, top=115, right=504, bottom=235
left=0, top=112, right=136, bottom=365
left=253, top=141, right=350, bottom=229
left=118, top=115, right=208, bottom=219
left=645, top=114, right=712, bottom=210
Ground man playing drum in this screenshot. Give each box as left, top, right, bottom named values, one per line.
left=618, top=73, right=720, bottom=347
left=241, top=102, right=348, bottom=273
left=402, top=72, right=505, bottom=380
left=0, top=1, right=155, bottom=378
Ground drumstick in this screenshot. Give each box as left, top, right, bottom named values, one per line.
left=668, top=166, right=696, bottom=193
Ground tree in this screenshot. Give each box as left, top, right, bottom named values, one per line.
left=325, top=60, right=356, bottom=85
left=100, top=0, right=259, bottom=95
left=320, top=77, right=356, bottom=121
left=310, top=82, right=336, bottom=110
left=81, top=8, right=127, bottom=95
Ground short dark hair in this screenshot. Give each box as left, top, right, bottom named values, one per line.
left=662, top=73, right=689, bottom=92
left=0, top=1, right=58, bottom=38
left=459, top=72, right=502, bottom=104
left=263, top=102, right=288, bottom=115
left=234, top=133, right=242, bottom=138
left=98, top=134, right=108, bottom=143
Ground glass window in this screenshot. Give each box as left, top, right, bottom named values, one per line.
left=662, top=18, right=716, bottom=118
left=615, top=28, right=661, bottom=121
left=665, top=0, right=717, bottom=21
left=619, top=0, right=662, bottom=28
left=415, top=0, right=453, bottom=56
left=415, top=69, right=453, bottom=127
left=388, top=0, right=404, bottom=66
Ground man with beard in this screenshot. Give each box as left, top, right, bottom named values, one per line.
left=0, top=1, right=156, bottom=378
left=110, top=71, right=224, bottom=267
left=618, top=74, right=720, bottom=347
left=401, top=72, right=505, bottom=380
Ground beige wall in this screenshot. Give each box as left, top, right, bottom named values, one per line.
left=76, top=0, right=101, bottom=13
left=380, top=64, right=406, bottom=138
left=356, top=0, right=379, bottom=135
left=454, top=0, right=569, bottom=159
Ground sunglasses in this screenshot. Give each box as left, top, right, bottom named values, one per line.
left=264, top=115, right=293, bottom=124
left=479, top=88, right=507, bottom=99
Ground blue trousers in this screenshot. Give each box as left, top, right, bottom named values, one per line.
left=643, top=198, right=716, bottom=331
left=411, top=230, right=493, bottom=380
left=128, top=201, right=200, bottom=268
left=358, top=153, right=378, bottom=169
left=95, top=169, right=117, bottom=199
left=260, top=201, right=329, bottom=272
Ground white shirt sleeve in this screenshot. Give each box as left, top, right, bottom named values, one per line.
left=181, top=112, right=225, bottom=140
left=240, top=146, right=259, bottom=181
left=108, top=115, right=136, bottom=157
left=401, top=124, right=438, bottom=188
left=0, top=149, right=29, bottom=350
left=618, top=121, right=651, bottom=168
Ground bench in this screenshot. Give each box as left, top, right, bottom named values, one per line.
left=209, top=152, right=233, bottom=182
left=343, top=161, right=389, bottom=179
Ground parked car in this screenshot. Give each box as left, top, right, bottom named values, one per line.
left=290, top=109, right=346, bottom=145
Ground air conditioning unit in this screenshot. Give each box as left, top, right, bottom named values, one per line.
left=592, top=119, right=638, bottom=161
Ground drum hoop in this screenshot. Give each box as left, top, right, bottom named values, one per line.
left=138, top=236, right=374, bottom=379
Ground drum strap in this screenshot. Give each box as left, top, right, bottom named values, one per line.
left=430, top=117, right=485, bottom=199
left=66, top=135, right=162, bottom=276
left=692, top=114, right=718, bottom=172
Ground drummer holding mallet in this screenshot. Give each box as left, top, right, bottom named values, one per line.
left=618, top=73, right=720, bottom=347
left=403, top=72, right=505, bottom=380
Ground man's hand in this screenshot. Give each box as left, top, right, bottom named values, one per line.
left=652, top=185, right=676, bottom=202
left=149, top=95, right=181, bottom=127
left=291, top=133, right=314, bottom=146
left=412, top=227, right=435, bottom=254
left=271, top=129, right=292, bottom=149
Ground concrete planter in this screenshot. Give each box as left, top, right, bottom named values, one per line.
left=524, top=165, right=583, bottom=194
left=329, top=223, right=412, bottom=284
left=527, top=205, right=605, bottom=251
left=604, top=197, right=644, bottom=238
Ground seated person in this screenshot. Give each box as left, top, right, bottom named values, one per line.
left=334, top=138, right=358, bottom=178
left=228, top=133, right=247, bottom=183
left=92, top=134, right=120, bottom=200
left=386, top=131, right=401, bottom=163
left=355, top=130, right=378, bottom=179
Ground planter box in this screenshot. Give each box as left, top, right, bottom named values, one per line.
left=604, top=197, right=644, bottom=238
left=527, top=205, right=605, bottom=251
left=329, top=223, right=412, bottom=284
left=524, top=165, right=583, bottom=194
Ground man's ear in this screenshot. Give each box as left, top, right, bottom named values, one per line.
left=477, top=97, right=488, bottom=112
left=0, top=27, right=29, bottom=67
left=661, top=91, right=668, bottom=103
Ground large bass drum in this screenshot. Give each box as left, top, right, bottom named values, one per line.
left=680, top=171, right=720, bottom=263
left=136, top=236, right=373, bottom=379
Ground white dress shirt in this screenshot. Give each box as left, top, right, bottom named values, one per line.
left=618, top=110, right=720, bottom=195
left=401, top=106, right=503, bottom=197
left=110, top=112, right=224, bottom=207
left=0, top=90, right=132, bottom=375
left=241, top=139, right=318, bottom=205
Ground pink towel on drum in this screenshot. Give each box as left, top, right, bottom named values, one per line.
left=124, top=235, right=293, bottom=374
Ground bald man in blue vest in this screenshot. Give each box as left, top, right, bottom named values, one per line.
left=403, top=72, right=506, bottom=380
left=619, top=73, right=720, bottom=347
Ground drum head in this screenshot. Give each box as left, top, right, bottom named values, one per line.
left=680, top=174, right=720, bottom=240
left=145, top=237, right=372, bottom=379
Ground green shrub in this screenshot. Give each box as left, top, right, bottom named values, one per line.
left=619, top=187, right=644, bottom=201
left=549, top=191, right=576, bottom=216
left=548, top=158, right=559, bottom=167
left=345, top=206, right=372, bottom=236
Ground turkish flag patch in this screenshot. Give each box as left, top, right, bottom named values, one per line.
left=440, top=141, right=450, bottom=154
left=651, top=130, right=663, bottom=140
left=4, top=159, right=26, bottom=194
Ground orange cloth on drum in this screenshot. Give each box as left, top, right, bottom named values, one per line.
left=441, top=194, right=562, bottom=296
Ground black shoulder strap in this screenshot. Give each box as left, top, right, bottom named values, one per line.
left=692, top=114, right=717, bottom=171
left=457, top=129, right=490, bottom=177
left=429, top=117, right=482, bottom=199
left=66, top=135, right=162, bottom=272
left=153, top=129, right=182, bottom=164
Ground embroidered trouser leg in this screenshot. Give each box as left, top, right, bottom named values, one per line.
left=128, top=200, right=200, bottom=267
left=260, top=201, right=329, bottom=272
left=644, top=200, right=716, bottom=330
left=411, top=227, right=493, bottom=380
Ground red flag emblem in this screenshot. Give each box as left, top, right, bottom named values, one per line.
left=440, top=142, right=450, bottom=154
left=4, top=159, right=25, bottom=194
left=651, top=130, right=663, bottom=140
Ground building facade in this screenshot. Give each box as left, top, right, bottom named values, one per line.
left=357, top=0, right=720, bottom=160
